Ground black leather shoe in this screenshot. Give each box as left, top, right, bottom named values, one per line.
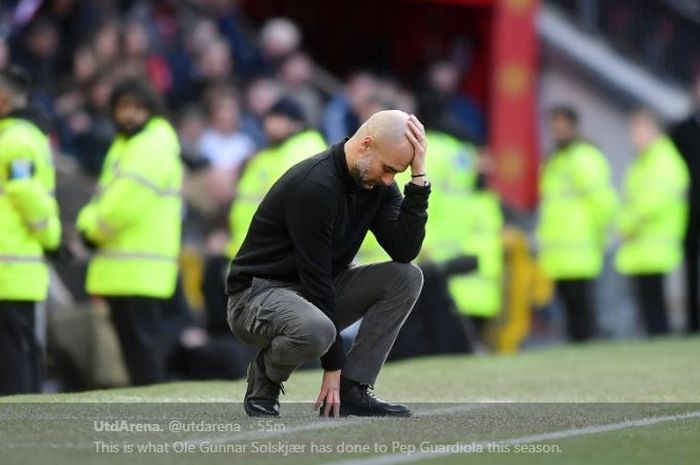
left=243, top=351, right=285, bottom=417
left=338, top=376, right=411, bottom=417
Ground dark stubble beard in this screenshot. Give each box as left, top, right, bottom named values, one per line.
left=352, top=154, right=374, bottom=189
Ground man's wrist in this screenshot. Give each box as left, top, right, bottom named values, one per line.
left=409, top=174, right=429, bottom=186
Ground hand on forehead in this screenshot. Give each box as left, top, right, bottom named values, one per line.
left=364, top=110, right=422, bottom=166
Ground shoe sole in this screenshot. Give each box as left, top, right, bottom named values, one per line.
left=243, top=401, right=280, bottom=418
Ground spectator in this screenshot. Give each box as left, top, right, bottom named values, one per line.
left=322, top=71, right=378, bottom=142
left=197, top=87, right=255, bottom=174
left=121, top=20, right=172, bottom=95
left=10, top=18, right=60, bottom=104
left=200, top=0, right=262, bottom=80
left=165, top=17, right=220, bottom=109
left=177, top=104, right=207, bottom=162
left=278, top=51, right=323, bottom=127
left=174, top=37, right=234, bottom=108
left=72, top=46, right=98, bottom=87
left=419, top=60, right=485, bottom=142
left=241, top=76, right=283, bottom=148
left=64, top=72, right=117, bottom=174
left=259, top=17, right=301, bottom=72
left=91, top=21, right=120, bottom=69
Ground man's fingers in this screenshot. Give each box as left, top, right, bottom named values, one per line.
left=405, top=129, right=424, bottom=157
left=333, top=391, right=341, bottom=418
left=318, top=390, right=341, bottom=418
left=409, top=114, right=425, bottom=133
left=405, top=129, right=420, bottom=148
left=314, top=389, right=327, bottom=411
left=405, top=130, right=422, bottom=155
left=407, top=121, right=426, bottom=147
left=323, top=393, right=333, bottom=417
left=407, top=119, right=423, bottom=138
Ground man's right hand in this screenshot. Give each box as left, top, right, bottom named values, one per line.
left=315, top=369, right=341, bottom=418
left=405, top=114, right=427, bottom=177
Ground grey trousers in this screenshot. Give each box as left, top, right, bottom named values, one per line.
left=227, top=261, right=423, bottom=385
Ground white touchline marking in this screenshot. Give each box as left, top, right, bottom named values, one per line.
left=320, top=410, right=700, bottom=465
left=180, top=404, right=487, bottom=447
left=94, top=395, right=237, bottom=402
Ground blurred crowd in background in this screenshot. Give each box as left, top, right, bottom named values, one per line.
left=0, top=0, right=491, bottom=393
left=0, top=0, right=698, bottom=394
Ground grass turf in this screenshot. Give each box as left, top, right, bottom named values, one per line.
left=1, top=336, right=699, bottom=465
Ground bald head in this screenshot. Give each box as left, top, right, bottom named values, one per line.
left=345, top=110, right=422, bottom=189
left=357, top=110, right=412, bottom=156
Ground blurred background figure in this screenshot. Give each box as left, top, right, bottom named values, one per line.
left=322, top=71, right=378, bottom=143
left=670, top=75, right=700, bottom=334
left=0, top=66, right=62, bottom=395
left=76, top=79, right=182, bottom=386
left=197, top=86, right=255, bottom=189
left=454, top=149, right=504, bottom=345
left=617, top=109, right=689, bottom=335
left=241, top=77, right=284, bottom=148
left=419, top=60, right=485, bottom=143
left=259, top=17, right=301, bottom=73
left=175, top=104, right=208, bottom=167
left=278, top=51, right=323, bottom=128
left=537, top=106, right=618, bottom=342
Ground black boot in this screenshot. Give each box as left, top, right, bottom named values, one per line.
left=338, top=376, right=410, bottom=417
left=243, top=351, right=285, bottom=417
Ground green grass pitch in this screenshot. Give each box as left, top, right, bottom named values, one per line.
left=1, top=336, right=699, bottom=464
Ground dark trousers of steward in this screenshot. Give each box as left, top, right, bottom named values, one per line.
left=227, top=261, right=423, bottom=385
left=105, top=296, right=166, bottom=386
left=0, top=301, right=41, bottom=395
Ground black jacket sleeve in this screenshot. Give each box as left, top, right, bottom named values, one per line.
left=285, top=181, right=346, bottom=370
left=371, top=182, right=431, bottom=263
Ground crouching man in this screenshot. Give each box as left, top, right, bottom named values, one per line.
left=226, top=111, right=430, bottom=417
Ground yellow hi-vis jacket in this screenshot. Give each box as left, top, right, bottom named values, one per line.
left=0, top=116, right=61, bottom=301
left=615, top=136, right=689, bottom=274
left=448, top=190, right=503, bottom=317
left=77, top=117, right=182, bottom=298
left=227, top=129, right=326, bottom=259
left=537, top=141, right=618, bottom=280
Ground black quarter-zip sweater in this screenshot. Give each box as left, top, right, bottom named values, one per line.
left=226, top=139, right=431, bottom=370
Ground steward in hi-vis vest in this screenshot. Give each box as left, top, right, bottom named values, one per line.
left=616, top=110, right=689, bottom=335
left=537, top=106, right=617, bottom=342
left=77, top=79, right=182, bottom=386
left=0, top=67, right=62, bottom=395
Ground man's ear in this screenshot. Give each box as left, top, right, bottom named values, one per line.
left=360, top=135, right=374, bottom=152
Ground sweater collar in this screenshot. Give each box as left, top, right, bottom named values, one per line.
left=331, top=138, right=362, bottom=192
